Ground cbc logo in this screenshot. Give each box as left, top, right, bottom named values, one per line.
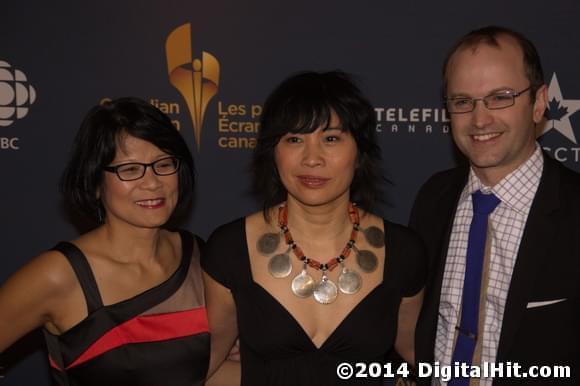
left=0, top=60, right=36, bottom=127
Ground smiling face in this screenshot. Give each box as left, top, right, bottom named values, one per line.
left=274, top=111, right=358, bottom=207
left=99, top=134, right=179, bottom=229
left=446, top=35, right=547, bottom=185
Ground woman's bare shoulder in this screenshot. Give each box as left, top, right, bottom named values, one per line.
left=357, top=209, right=384, bottom=228
left=14, top=248, right=78, bottom=292
left=245, top=206, right=280, bottom=230
left=0, top=249, right=80, bottom=334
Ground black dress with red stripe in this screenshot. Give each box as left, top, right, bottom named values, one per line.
left=43, top=230, right=209, bottom=386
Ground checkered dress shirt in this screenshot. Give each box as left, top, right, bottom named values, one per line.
left=433, top=145, right=543, bottom=386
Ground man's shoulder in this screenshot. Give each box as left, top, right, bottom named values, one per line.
left=410, top=166, right=467, bottom=229
left=543, top=153, right=580, bottom=192
left=416, top=166, right=467, bottom=197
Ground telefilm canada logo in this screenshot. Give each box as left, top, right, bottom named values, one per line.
left=164, top=23, right=261, bottom=150
left=540, top=72, right=580, bottom=163
left=374, top=105, right=451, bottom=135
left=0, top=60, right=35, bottom=150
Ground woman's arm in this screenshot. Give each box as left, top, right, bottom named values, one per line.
left=0, top=251, right=74, bottom=352
left=394, top=288, right=424, bottom=366
left=205, top=359, right=241, bottom=386
left=203, top=271, right=240, bottom=383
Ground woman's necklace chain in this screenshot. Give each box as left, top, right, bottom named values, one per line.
left=257, top=202, right=384, bottom=304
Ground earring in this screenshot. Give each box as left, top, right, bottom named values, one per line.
left=97, top=205, right=104, bottom=223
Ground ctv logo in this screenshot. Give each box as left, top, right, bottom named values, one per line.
left=540, top=73, right=580, bottom=165
left=541, top=73, right=580, bottom=144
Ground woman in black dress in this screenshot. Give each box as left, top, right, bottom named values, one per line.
left=0, top=98, right=215, bottom=385
left=203, top=71, right=426, bottom=385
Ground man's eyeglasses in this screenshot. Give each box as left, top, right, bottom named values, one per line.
left=445, top=86, right=532, bottom=114
left=103, top=156, right=181, bottom=181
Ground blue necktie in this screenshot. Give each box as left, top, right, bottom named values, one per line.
left=448, top=190, right=500, bottom=385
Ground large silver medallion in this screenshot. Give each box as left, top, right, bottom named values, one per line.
left=313, top=274, right=338, bottom=304
left=257, top=232, right=280, bottom=255
left=356, top=249, right=378, bottom=273
left=291, top=265, right=316, bottom=298
left=363, top=226, right=385, bottom=248
left=338, top=266, right=362, bottom=294
left=268, top=253, right=292, bottom=278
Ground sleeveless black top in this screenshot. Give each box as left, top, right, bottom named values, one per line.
left=202, top=219, right=426, bottom=385
left=43, top=231, right=209, bottom=386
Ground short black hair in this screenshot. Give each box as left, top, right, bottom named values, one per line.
left=252, top=71, right=382, bottom=218
left=61, top=97, right=194, bottom=225
left=442, top=25, right=544, bottom=102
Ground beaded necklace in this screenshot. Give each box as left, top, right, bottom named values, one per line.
left=257, top=202, right=383, bottom=304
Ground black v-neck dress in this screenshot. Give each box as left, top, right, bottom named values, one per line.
left=202, top=219, right=426, bottom=386
left=43, top=231, right=209, bottom=386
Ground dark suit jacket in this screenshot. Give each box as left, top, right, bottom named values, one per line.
left=409, top=154, right=580, bottom=385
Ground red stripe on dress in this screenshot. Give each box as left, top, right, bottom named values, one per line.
left=49, top=355, right=61, bottom=371
left=67, top=307, right=208, bottom=369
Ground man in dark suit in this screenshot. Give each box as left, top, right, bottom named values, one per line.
left=410, top=26, right=579, bottom=385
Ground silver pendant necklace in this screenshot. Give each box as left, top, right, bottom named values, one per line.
left=257, top=203, right=385, bottom=304
left=278, top=202, right=361, bottom=304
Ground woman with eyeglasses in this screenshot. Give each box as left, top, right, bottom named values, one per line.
left=0, top=98, right=227, bottom=385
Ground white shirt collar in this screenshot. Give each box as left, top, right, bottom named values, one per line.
left=459, top=144, right=544, bottom=214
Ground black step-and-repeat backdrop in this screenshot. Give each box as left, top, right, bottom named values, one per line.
left=1, top=1, right=579, bottom=384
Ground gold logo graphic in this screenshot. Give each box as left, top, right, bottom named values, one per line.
left=166, top=23, right=219, bottom=150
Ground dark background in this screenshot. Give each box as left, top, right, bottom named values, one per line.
left=1, top=1, right=579, bottom=384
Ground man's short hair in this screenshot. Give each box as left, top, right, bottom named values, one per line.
left=442, top=25, right=544, bottom=102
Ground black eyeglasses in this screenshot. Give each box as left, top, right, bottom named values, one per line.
left=103, top=156, right=181, bottom=181
left=445, top=86, right=532, bottom=114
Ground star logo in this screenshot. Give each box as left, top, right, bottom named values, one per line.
left=541, top=73, right=580, bottom=144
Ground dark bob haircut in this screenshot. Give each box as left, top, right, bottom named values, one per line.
left=253, top=71, right=382, bottom=216
left=442, top=25, right=544, bottom=102
left=61, top=97, right=195, bottom=225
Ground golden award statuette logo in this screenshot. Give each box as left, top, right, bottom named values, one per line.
left=166, top=23, right=219, bottom=150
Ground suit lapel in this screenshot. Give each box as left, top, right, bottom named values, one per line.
left=496, top=155, right=561, bottom=362
left=422, top=169, right=467, bottom=358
